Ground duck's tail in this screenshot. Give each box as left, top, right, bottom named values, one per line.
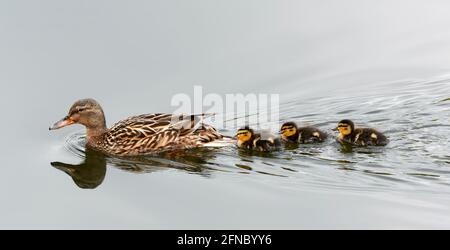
left=203, top=136, right=236, bottom=148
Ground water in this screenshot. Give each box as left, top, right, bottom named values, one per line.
left=1, top=0, right=450, bottom=229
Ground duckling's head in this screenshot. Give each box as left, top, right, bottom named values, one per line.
left=280, top=122, right=298, bottom=139
left=337, top=119, right=354, bottom=136
left=236, top=127, right=254, bottom=145
left=50, top=99, right=106, bottom=132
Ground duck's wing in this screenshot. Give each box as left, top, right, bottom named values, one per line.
left=361, top=128, right=389, bottom=146
left=299, top=127, right=327, bottom=142
left=105, top=113, right=214, bottom=154
left=351, top=128, right=388, bottom=146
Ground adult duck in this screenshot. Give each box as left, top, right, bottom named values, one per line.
left=50, top=99, right=232, bottom=156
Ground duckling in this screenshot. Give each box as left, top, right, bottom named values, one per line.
left=236, top=127, right=281, bottom=152
left=280, top=122, right=327, bottom=143
left=335, top=119, right=389, bottom=146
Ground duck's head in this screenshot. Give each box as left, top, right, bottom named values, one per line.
left=280, top=122, right=298, bottom=139
left=49, top=99, right=106, bottom=132
left=336, top=119, right=354, bottom=136
left=236, top=127, right=254, bottom=145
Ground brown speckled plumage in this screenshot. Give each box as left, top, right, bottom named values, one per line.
left=50, top=99, right=227, bottom=156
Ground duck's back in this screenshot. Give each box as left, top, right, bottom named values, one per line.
left=253, top=132, right=281, bottom=152
left=97, top=113, right=224, bottom=156
left=298, top=126, right=327, bottom=143
left=351, top=128, right=388, bottom=146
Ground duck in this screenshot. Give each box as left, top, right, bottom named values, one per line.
left=49, top=98, right=233, bottom=156
left=334, top=119, right=389, bottom=146
left=236, top=126, right=281, bottom=152
left=280, top=122, right=327, bottom=143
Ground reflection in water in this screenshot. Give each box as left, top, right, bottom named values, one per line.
left=337, top=142, right=386, bottom=155
left=237, top=148, right=280, bottom=158
left=51, top=148, right=106, bottom=189
left=338, top=142, right=354, bottom=153
left=51, top=145, right=224, bottom=189
left=109, top=148, right=222, bottom=176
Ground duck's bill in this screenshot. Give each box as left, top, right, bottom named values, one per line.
left=332, top=127, right=338, bottom=131
left=49, top=116, right=75, bottom=130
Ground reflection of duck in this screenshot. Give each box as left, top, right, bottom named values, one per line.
left=236, top=127, right=281, bottom=152
left=280, top=122, right=327, bottom=143
left=51, top=148, right=106, bottom=189
left=51, top=146, right=221, bottom=189
left=110, top=148, right=220, bottom=176
left=335, top=119, right=389, bottom=146
left=49, top=99, right=233, bottom=156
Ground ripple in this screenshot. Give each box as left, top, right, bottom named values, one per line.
left=58, top=76, right=450, bottom=194
left=64, top=132, right=86, bottom=158
left=364, top=109, right=386, bottom=115
left=336, top=109, right=357, bottom=114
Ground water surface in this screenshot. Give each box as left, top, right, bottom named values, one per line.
left=1, top=0, right=450, bottom=229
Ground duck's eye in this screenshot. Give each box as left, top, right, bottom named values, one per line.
left=77, top=108, right=86, bottom=113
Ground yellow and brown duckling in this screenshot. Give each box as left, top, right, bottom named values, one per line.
left=236, top=127, right=281, bottom=152
left=335, top=119, right=389, bottom=146
left=280, top=122, right=327, bottom=143
left=50, top=98, right=233, bottom=156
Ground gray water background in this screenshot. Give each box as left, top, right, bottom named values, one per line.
left=0, top=0, right=449, bottom=229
